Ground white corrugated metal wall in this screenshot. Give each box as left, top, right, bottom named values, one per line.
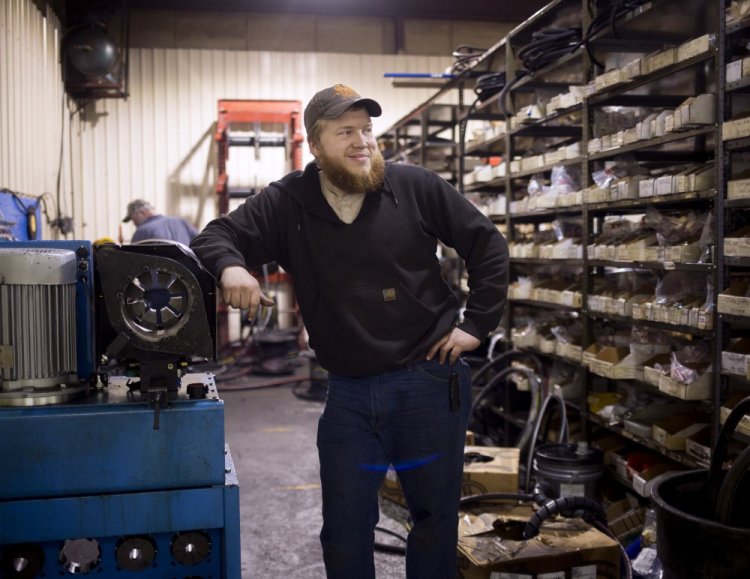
left=0, top=0, right=67, bottom=239
left=1, top=2, right=457, bottom=242
left=85, top=49, right=455, bottom=242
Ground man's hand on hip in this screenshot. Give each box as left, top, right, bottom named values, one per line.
left=219, top=265, right=274, bottom=319
left=426, top=327, right=481, bottom=365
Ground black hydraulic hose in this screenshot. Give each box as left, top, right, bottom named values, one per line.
left=517, top=28, right=581, bottom=71
left=451, top=44, right=487, bottom=74
left=373, top=542, right=406, bottom=555
left=458, top=96, right=481, bottom=164
left=474, top=72, right=507, bottom=102
left=578, top=0, right=650, bottom=69
left=710, top=396, right=750, bottom=498
left=459, top=488, right=633, bottom=579
left=591, top=519, right=634, bottom=579
left=523, top=496, right=607, bottom=539
left=459, top=491, right=535, bottom=508
left=471, top=349, right=544, bottom=386
left=469, top=366, right=543, bottom=452
left=374, top=526, right=407, bottom=555
left=532, top=479, right=556, bottom=505
left=524, top=393, right=569, bottom=493
left=497, top=70, right=528, bottom=118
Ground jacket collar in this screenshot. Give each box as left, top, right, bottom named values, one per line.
left=272, top=162, right=398, bottom=222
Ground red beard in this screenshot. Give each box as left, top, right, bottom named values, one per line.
left=317, top=148, right=386, bottom=193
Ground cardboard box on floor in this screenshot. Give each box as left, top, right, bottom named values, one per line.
left=379, top=446, right=519, bottom=508
left=457, top=503, right=621, bottom=578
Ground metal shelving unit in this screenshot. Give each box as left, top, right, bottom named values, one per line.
left=377, top=0, right=732, bottom=492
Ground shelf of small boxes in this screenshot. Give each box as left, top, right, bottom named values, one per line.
left=726, top=49, right=750, bottom=93
left=464, top=163, right=506, bottom=190
left=721, top=109, right=750, bottom=142
left=637, top=353, right=714, bottom=402
left=726, top=181, right=750, bottom=244
left=724, top=179, right=750, bottom=206
left=499, top=86, right=591, bottom=214
left=583, top=343, right=661, bottom=382
left=718, top=279, right=750, bottom=321
left=464, top=120, right=508, bottom=155
left=588, top=34, right=715, bottom=103
left=508, top=148, right=582, bottom=180
left=590, top=414, right=705, bottom=492
left=587, top=234, right=706, bottom=265
left=508, top=188, right=582, bottom=213
left=587, top=188, right=716, bottom=212
left=510, top=327, right=583, bottom=364
left=507, top=154, right=714, bottom=215
left=507, top=279, right=582, bottom=308
left=582, top=341, right=713, bottom=401
left=586, top=293, right=714, bottom=333
left=587, top=122, right=715, bottom=162
left=722, top=337, right=750, bottom=383
left=508, top=242, right=583, bottom=260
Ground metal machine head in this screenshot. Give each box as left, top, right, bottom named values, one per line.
left=95, top=241, right=217, bottom=426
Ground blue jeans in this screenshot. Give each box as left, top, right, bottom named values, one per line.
left=317, top=357, right=472, bottom=579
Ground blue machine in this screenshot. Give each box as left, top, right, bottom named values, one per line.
left=0, top=241, right=241, bottom=578
left=0, top=190, right=42, bottom=242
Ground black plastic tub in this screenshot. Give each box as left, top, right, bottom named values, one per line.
left=651, top=469, right=750, bottom=579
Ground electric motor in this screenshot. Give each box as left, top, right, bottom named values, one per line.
left=0, top=248, right=84, bottom=405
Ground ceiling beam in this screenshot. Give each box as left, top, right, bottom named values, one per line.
left=126, top=0, right=550, bottom=23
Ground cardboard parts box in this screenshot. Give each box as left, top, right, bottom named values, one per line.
left=457, top=503, right=621, bottom=579
left=380, top=446, right=519, bottom=507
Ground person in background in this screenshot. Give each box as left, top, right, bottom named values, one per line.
left=123, top=199, right=198, bottom=245
left=190, top=84, right=509, bottom=579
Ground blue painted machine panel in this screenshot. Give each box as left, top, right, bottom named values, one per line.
left=0, top=381, right=226, bottom=500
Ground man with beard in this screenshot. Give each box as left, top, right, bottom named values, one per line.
left=190, top=84, right=508, bottom=579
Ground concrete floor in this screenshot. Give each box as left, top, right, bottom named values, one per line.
left=220, top=371, right=409, bottom=578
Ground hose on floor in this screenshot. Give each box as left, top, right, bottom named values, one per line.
left=374, top=526, right=407, bottom=555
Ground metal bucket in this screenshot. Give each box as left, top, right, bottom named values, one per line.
left=652, top=469, right=750, bottom=579
left=532, top=442, right=603, bottom=500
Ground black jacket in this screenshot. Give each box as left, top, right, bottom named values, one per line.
left=190, top=162, right=508, bottom=376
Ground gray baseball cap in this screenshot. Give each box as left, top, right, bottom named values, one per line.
left=122, top=199, right=153, bottom=223
left=304, top=84, right=382, bottom=133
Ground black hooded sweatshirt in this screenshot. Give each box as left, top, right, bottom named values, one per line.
left=190, top=162, right=508, bottom=377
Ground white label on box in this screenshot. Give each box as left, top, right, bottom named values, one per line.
left=571, top=566, right=597, bottom=579
left=728, top=60, right=743, bottom=83
left=724, top=117, right=750, bottom=141
left=491, top=574, right=533, bottom=579
left=722, top=352, right=748, bottom=375
left=728, top=179, right=750, bottom=199
left=538, top=573, right=565, bottom=579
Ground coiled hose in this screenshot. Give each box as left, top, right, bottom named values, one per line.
left=469, top=357, right=543, bottom=454
left=523, top=495, right=608, bottom=539
left=578, top=0, right=650, bottom=68
left=450, top=44, right=487, bottom=74
left=459, top=486, right=632, bottom=579
left=496, top=28, right=582, bottom=116
left=517, top=28, right=582, bottom=71
left=471, top=349, right=544, bottom=386
left=524, top=393, right=569, bottom=493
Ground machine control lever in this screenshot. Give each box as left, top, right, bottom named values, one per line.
left=149, top=389, right=168, bottom=430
